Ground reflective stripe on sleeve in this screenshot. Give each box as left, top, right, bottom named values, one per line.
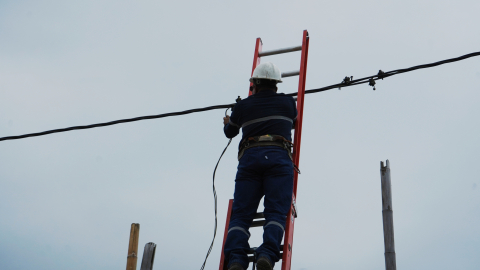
left=229, top=120, right=240, bottom=128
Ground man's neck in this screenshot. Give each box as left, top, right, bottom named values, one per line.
left=256, top=88, right=277, bottom=94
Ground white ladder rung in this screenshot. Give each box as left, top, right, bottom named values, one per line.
left=281, top=70, right=300, bottom=78
left=258, top=45, right=302, bottom=57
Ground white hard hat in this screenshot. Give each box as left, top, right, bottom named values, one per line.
left=249, top=62, right=282, bottom=83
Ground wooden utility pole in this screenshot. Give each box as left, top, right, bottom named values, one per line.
left=380, top=160, right=397, bottom=270
left=126, top=223, right=140, bottom=270
left=140, top=242, right=157, bottom=270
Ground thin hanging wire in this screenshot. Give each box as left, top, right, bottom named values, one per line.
left=199, top=108, right=233, bottom=270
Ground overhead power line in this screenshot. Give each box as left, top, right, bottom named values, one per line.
left=1, top=51, right=479, bottom=142
left=292, top=50, right=480, bottom=96
left=0, top=104, right=234, bottom=142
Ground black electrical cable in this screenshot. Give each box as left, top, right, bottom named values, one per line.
left=286, top=50, right=480, bottom=96
left=1, top=50, right=479, bottom=142
left=199, top=132, right=232, bottom=270
left=0, top=103, right=234, bottom=142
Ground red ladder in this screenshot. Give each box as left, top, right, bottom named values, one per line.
left=219, top=30, right=310, bottom=270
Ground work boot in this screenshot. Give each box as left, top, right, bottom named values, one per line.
left=228, top=262, right=244, bottom=270
left=256, top=256, right=273, bottom=270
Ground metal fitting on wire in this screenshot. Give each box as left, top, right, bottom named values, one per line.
left=339, top=76, right=353, bottom=90
left=343, top=76, right=353, bottom=85
left=369, top=78, right=376, bottom=90
left=377, top=70, right=385, bottom=80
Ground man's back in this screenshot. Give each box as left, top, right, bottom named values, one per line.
left=224, top=91, right=297, bottom=145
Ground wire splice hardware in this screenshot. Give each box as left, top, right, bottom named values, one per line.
left=218, top=30, right=310, bottom=270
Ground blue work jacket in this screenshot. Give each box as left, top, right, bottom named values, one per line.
left=223, top=91, right=298, bottom=149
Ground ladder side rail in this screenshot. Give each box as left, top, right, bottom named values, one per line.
left=248, top=38, right=263, bottom=96
left=281, top=29, right=309, bottom=270
left=219, top=199, right=234, bottom=270
left=292, top=29, right=309, bottom=196
left=281, top=195, right=297, bottom=270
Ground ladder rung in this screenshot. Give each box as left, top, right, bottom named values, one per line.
left=251, top=220, right=265, bottom=227
left=258, top=45, right=302, bottom=57
left=253, top=212, right=264, bottom=219
left=281, top=70, right=300, bottom=78
left=246, top=245, right=283, bottom=255
left=248, top=252, right=284, bottom=262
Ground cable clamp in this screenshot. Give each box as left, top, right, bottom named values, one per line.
left=339, top=76, right=353, bottom=90
left=368, top=78, right=376, bottom=90
left=377, top=70, right=385, bottom=80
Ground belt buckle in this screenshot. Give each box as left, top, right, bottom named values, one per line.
left=258, top=135, right=273, bottom=142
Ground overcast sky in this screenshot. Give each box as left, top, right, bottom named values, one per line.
left=1, top=1, right=479, bottom=270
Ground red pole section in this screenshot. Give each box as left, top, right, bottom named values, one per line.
left=248, top=38, right=263, bottom=96
left=292, top=30, right=309, bottom=195
left=282, top=29, right=309, bottom=270
left=218, top=199, right=234, bottom=270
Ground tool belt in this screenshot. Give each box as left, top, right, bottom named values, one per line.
left=238, top=134, right=293, bottom=161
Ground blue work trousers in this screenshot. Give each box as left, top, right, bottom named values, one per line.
left=224, top=146, right=294, bottom=269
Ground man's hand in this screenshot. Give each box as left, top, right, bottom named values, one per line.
left=223, top=115, right=230, bottom=125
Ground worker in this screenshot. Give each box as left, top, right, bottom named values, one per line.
left=223, top=62, right=297, bottom=270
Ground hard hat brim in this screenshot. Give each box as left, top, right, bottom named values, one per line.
left=249, top=77, right=283, bottom=83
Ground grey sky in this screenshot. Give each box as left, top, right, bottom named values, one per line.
left=1, top=1, right=479, bottom=269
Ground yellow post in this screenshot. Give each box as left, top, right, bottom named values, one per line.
left=126, top=223, right=140, bottom=270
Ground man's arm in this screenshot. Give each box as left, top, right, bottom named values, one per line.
left=290, top=97, right=298, bottom=128
left=223, top=103, right=241, bottom=138
left=223, top=115, right=240, bottom=138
